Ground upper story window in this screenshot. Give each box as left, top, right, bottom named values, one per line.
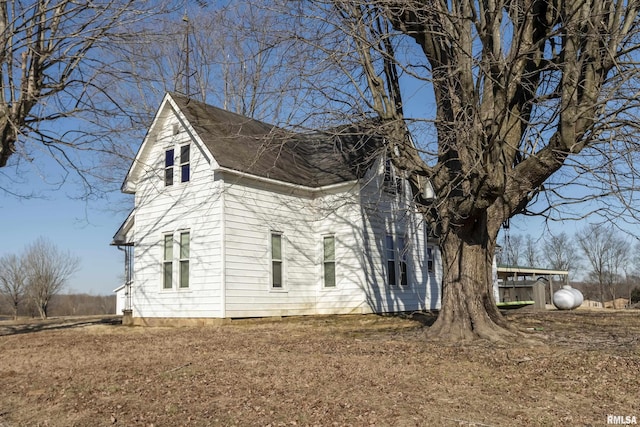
left=383, top=159, right=403, bottom=195
left=164, top=149, right=174, bottom=186
left=180, top=144, right=190, bottom=183
left=164, top=144, right=191, bottom=186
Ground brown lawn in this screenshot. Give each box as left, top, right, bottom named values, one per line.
left=0, top=310, right=639, bottom=426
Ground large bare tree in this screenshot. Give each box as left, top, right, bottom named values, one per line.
left=266, top=0, right=640, bottom=340
left=0, top=0, right=179, bottom=196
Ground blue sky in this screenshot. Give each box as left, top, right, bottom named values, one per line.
left=1, top=0, right=636, bottom=296
left=0, top=155, right=131, bottom=296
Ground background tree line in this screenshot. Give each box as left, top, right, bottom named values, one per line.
left=0, top=293, right=115, bottom=320
left=497, top=224, right=640, bottom=308
left=0, top=237, right=80, bottom=319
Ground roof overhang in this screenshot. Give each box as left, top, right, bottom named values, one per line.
left=111, top=210, right=135, bottom=246
left=217, top=166, right=360, bottom=195
left=497, top=265, right=569, bottom=278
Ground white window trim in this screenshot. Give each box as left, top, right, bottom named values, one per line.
left=322, top=234, right=337, bottom=289
left=383, top=158, right=405, bottom=196
left=269, top=231, right=287, bottom=292
left=162, top=233, right=173, bottom=289
left=179, top=144, right=190, bottom=183
left=427, top=245, right=435, bottom=273
left=164, top=148, right=175, bottom=187
left=161, top=229, right=191, bottom=291
left=178, top=231, right=190, bottom=289
left=386, top=233, right=410, bottom=288
left=163, top=135, right=191, bottom=188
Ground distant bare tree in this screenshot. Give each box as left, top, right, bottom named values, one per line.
left=23, top=238, right=80, bottom=319
left=543, top=232, right=580, bottom=280
left=577, top=225, right=631, bottom=307
left=500, top=234, right=523, bottom=267
left=523, top=236, right=539, bottom=268
left=111, top=2, right=297, bottom=122
left=0, top=253, right=27, bottom=319
left=498, top=233, right=539, bottom=267
left=48, top=293, right=116, bottom=316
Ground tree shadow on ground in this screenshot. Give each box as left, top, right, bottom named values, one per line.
left=0, top=316, right=122, bottom=336
left=393, top=311, right=439, bottom=327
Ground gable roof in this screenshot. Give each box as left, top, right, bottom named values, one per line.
left=169, top=93, right=383, bottom=187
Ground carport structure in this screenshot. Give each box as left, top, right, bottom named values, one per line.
left=497, top=266, right=569, bottom=310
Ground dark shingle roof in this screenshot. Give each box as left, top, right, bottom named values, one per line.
left=170, top=93, right=383, bottom=187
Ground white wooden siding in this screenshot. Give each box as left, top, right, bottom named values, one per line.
left=352, top=158, right=442, bottom=312
left=222, top=177, right=318, bottom=317
left=130, top=111, right=223, bottom=318
left=126, top=100, right=443, bottom=320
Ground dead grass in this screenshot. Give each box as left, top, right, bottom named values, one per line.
left=0, top=310, right=639, bottom=426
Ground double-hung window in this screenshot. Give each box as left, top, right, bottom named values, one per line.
left=271, top=233, right=283, bottom=288
left=383, top=159, right=403, bottom=195
left=323, top=235, right=336, bottom=288
left=386, top=235, right=396, bottom=286
left=179, top=232, right=190, bottom=288
left=162, top=231, right=190, bottom=289
left=164, top=144, right=190, bottom=186
left=399, top=237, right=408, bottom=287
left=163, top=234, right=173, bottom=289
left=386, top=234, right=409, bottom=287
left=164, top=149, right=174, bottom=187
left=427, top=246, right=434, bottom=273
left=180, top=144, right=190, bottom=183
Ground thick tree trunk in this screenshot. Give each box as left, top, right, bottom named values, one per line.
left=37, top=302, right=48, bottom=320
left=0, top=115, right=17, bottom=168
left=428, top=222, right=515, bottom=342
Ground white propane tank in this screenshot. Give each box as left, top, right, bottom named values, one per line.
left=567, top=285, right=583, bottom=308
left=553, top=285, right=583, bottom=310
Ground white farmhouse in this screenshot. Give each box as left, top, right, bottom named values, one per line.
left=112, top=92, right=445, bottom=324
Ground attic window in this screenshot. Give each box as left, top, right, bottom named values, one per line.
left=180, top=144, right=190, bottom=182
left=165, top=149, right=174, bottom=186
left=384, top=159, right=403, bottom=195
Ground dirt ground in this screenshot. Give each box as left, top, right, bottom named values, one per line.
left=0, top=310, right=639, bottom=427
